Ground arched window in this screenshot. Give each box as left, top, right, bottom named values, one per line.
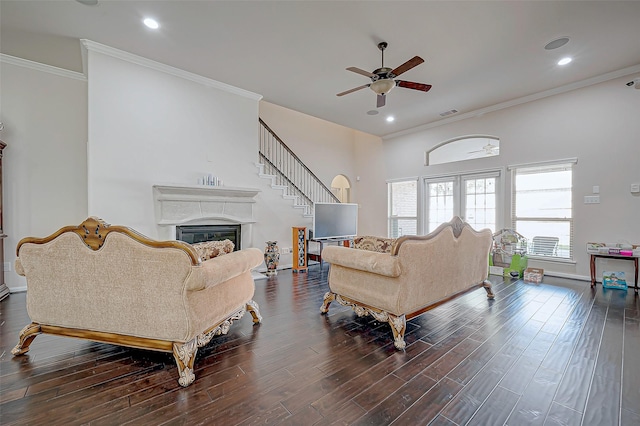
left=425, top=135, right=500, bottom=166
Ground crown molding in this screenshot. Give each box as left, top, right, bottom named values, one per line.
left=0, top=54, right=87, bottom=81
left=383, top=63, right=640, bottom=141
left=80, top=39, right=262, bottom=101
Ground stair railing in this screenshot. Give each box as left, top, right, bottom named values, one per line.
left=259, top=118, right=340, bottom=213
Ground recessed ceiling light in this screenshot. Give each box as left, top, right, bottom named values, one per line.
left=386, top=116, right=395, bottom=122
left=545, top=37, right=570, bottom=50
left=366, top=110, right=379, bottom=115
left=558, top=57, right=572, bottom=66
left=626, top=78, right=640, bottom=89
left=143, top=18, right=159, bottom=29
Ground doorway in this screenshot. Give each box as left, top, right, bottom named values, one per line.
left=331, top=174, right=351, bottom=203
left=424, top=170, right=502, bottom=233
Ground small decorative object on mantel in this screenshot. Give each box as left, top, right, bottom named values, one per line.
left=199, top=174, right=223, bottom=186
left=264, top=241, right=280, bottom=276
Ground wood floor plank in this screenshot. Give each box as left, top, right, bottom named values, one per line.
left=440, top=349, right=520, bottom=424
left=392, top=326, right=475, bottom=382
left=621, top=407, right=640, bottom=426
left=544, top=402, right=582, bottom=426
left=506, top=366, right=563, bottom=425
left=622, top=305, right=640, bottom=417
left=552, top=289, right=609, bottom=412
left=351, top=373, right=405, bottom=412
left=310, top=340, right=428, bottom=418
left=234, top=403, right=292, bottom=426
left=390, top=377, right=462, bottom=425
left=466, top=385, right=519, bottom=426
left=541, top=287, right=596, bottom=373
left=348, top=373, right=438, bottom=425
left=582, top=290, right=625, bottom=426
left=312, top=400, right=366, bottom=426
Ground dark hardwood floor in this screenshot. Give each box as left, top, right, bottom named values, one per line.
left=1, top=266, right=639, bottom=425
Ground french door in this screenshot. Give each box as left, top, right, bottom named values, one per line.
left=424, top=170, right=501, bottom=234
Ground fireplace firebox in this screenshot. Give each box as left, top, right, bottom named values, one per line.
left=176, top=225, right=241, bottom=250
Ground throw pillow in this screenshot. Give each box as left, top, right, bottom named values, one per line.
left=192, top=239, right=235, bottom=261
left=353, top=236, right=396, bottom=253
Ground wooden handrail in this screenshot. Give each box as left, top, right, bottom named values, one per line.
left=259, top=118, right=340, bottom=204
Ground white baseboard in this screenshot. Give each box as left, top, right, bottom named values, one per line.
left=543, top=271, right=591, bottom=282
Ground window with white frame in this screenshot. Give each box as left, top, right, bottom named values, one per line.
left=388, top=180, right=417, bottom=238
left=511, top=160, right=575, bottom=260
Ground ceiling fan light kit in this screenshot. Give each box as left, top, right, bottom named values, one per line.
left=337, top=41, right=432, bottom=108
left=370, top=79, right=395, bottom=95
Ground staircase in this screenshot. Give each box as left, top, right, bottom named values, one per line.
left=257, top=118, right=339, bottom=217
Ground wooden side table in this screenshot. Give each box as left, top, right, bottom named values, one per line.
left=292, top=227, right=308, bottom=273
left=590, top=253, right=639, bottom=293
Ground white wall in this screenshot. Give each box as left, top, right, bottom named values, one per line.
left=85, top=45, right=322, bottom=269
left=86, top=49, right=261, bottom=235
left=353, top=131, right=388, bottom=237
left=0, top=57, right=88, bottom=291
left=377, top=76, right=640, bottom=279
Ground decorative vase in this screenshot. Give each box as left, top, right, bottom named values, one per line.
left=264, top=241, right=280, bottom=276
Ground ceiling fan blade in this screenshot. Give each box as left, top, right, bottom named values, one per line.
left=390, top=56, right=424, bottom=77
left=346, top=67, right=376, bottom=78
left=377, top=94, right=386, bottom=108
left=468, top=144, right=497, bottom=154
left=396, top=80, right=432, bottom=92
left=336, top=84, right=370, bottom=97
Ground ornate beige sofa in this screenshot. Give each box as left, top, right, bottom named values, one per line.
left=12, top=217, right=263, bottom=387
left=320, top=216, right=493, bottom=350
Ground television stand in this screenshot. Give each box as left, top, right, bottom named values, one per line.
left=307, top=237, right=352, bottom=269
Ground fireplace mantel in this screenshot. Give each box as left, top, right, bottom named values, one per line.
left=153, top=185, right=260, bottom=226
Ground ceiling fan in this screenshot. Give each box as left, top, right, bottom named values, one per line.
left=337, top=42, right=432, bottom=108
left=468, top=142, right=499, bottom=155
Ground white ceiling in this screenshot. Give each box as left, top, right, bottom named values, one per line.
left=2, top=1, right=639, bottom=137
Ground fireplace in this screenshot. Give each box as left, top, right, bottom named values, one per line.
left=152, top=185, right=260, bottom=250
left=176, top=224, right=241, bottom=250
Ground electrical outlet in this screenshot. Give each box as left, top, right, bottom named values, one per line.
left=3, top=262, right=10, bottom=272
left=584, top=195, right=600, bottom=204
left=281, top=247, right=291, bottom=254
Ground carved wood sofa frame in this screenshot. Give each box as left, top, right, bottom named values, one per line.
left=320, top=216, right=494, bottom=350
left=12, top=217, right=263, bottom=387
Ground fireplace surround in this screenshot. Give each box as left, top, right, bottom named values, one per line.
left=153, top=185, right=260, bottom=249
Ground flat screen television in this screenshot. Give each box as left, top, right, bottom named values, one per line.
left=312, top=202, right=358, bottom=240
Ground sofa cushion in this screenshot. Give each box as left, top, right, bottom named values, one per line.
left=353, top=236, right=397, bottom=253
left=192, top=239, right=234, bottom=261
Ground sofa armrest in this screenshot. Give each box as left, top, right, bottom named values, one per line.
left=15, top=259, right=25, bottom=276
left=188, top=248, right=263, bottom=291
left=322, top=246, right=401, bottom=278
